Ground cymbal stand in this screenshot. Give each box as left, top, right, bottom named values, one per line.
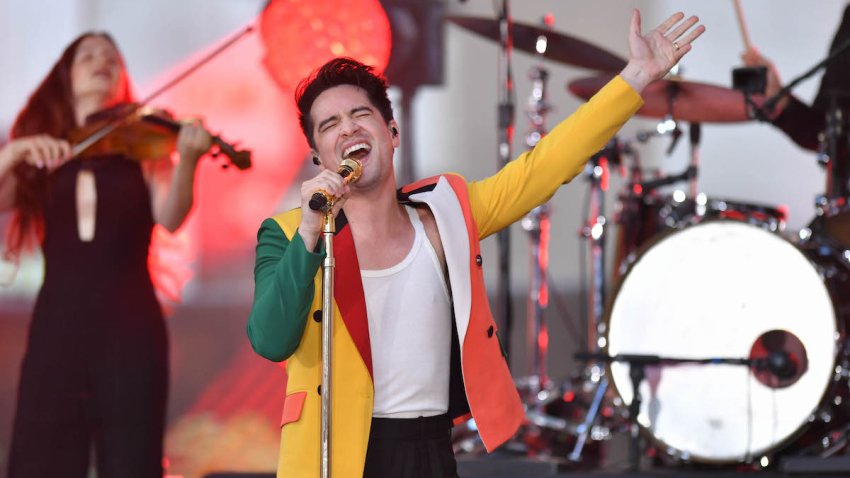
left=823, top=102, right=849, bottom=202
left=688, top=123, right=702, bottom=200
left=494, top=0, right=515, bottom=363
left=514, top=18, right=583, bottom=448
left=519, top=26, right=553, bottom=401
left=811, top=101, right=850, bottom=243
left=519, top=202, right=552, bottom=404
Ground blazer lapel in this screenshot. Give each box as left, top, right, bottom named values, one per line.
left=332, top=210, right=373, bottom=379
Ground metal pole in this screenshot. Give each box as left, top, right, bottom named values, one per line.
left=587, top=157, right=608, bottom=353
left=495, top=0, right=515, bottom=363
left=314, top=158, right=361, bottom=477
left=522, top=50, right=552, bottom=392
left=569, top=152, right=611, bottom=462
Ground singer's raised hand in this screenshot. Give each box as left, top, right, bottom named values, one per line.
left=298, top=169, right=351, bottom=249
left=620, top=9, right=706, bottom=93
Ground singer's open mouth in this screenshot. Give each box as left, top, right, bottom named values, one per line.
left=342, top=142, right=371, bottom=160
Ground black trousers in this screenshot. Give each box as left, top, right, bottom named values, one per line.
left=7, top=308, right=168, bottom=478
left=363, top=414, right=459, bottom=478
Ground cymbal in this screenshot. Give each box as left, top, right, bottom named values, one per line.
left=568, top=73, right=751, bottom=123
left=446, top=16, right=627, bottom=71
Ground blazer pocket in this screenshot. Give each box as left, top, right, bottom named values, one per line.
left=280, top=390, right=308, bottom=427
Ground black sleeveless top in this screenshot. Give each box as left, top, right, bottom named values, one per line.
left=29, top=154, right=166, bottom=363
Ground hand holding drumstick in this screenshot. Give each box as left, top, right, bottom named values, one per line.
left=734, top=0, right=790, bottom=116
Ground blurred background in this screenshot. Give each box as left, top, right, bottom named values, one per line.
left=0, top=0, right=845, bottom=476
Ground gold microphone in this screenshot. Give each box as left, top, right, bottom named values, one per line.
left=308, top=158, right=362, bottom=211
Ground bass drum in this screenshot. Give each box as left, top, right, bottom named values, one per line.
left=614, top=193, right=785, bottom=281
left=605, top=219, right=848, bottom=463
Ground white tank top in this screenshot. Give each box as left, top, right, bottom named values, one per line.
left=361, top=205, right=452, bottom=418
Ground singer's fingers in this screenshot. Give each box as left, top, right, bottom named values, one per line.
left=672, top=25, right=705, bottom=59
left=666, top=15, right=698, bottom=42
left=300, top=169, right=350, bottom=216
left=339, top=183, right=351, bottom=200
left=332, top=195, right=348, bottom=216
left=656, top=11, right=685, bottom=36
left=315, top=170, right=348, bottom=197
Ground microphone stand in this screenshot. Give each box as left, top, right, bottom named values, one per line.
left=495, top=0, right=515, bottom=362
left=320, top=207, right=336, bottom=478
left=576, top=352, right=756, bottom=471
left=312, top=159, right=361, bottom=477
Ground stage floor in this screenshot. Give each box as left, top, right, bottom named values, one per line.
left=454, top=453, right=850, bottom=477
left=202, top=454, right=850, bottom=477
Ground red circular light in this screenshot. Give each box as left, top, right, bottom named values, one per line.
left=260, top=0, right=392, bottom=92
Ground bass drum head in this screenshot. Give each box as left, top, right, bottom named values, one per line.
left=606, top=220, right=838, bottom=463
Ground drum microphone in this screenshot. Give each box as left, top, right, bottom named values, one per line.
left=308, top=158, right=363, bottom=211
left=753, top=351, right=797, bottom=380
left=638, top=166, right=697, bottom=191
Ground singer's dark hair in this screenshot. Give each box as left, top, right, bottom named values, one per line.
left=295, top=57, right=394, bottom=149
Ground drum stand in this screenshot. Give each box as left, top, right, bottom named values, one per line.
left=568, top=142, right=619, bottom=463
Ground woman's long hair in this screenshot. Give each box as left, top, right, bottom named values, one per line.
left=5, top=32, right=134, bottom=257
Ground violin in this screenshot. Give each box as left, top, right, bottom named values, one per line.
left=68, top=103, right=251, bottom=170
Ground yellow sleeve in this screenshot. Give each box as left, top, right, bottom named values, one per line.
left=468, top=75, right=643, bottom=239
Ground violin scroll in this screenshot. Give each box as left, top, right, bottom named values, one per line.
left=211, top=139, right=251, bottom=170
left=138, top=110, right=251, bottom=170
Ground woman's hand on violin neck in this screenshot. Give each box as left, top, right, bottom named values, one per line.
left=176, top=120, right=213, bottom=165
left=1, top=134, right=71, bottom=172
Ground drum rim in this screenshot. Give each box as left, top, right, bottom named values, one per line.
left=602, top=218, right=842, bottom=464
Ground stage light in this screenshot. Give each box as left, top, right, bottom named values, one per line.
left=260, top=0, right=392, bottom=92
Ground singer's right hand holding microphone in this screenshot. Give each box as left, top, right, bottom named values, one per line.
left=298, top=169, right=351, bottom=249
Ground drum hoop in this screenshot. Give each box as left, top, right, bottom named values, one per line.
left=603, top=217, right=842, bottom=463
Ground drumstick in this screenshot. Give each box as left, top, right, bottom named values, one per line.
left=732, top=0, right=754, bottom=51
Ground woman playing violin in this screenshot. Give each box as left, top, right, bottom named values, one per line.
left=1, top=32, right=212, bottom=477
